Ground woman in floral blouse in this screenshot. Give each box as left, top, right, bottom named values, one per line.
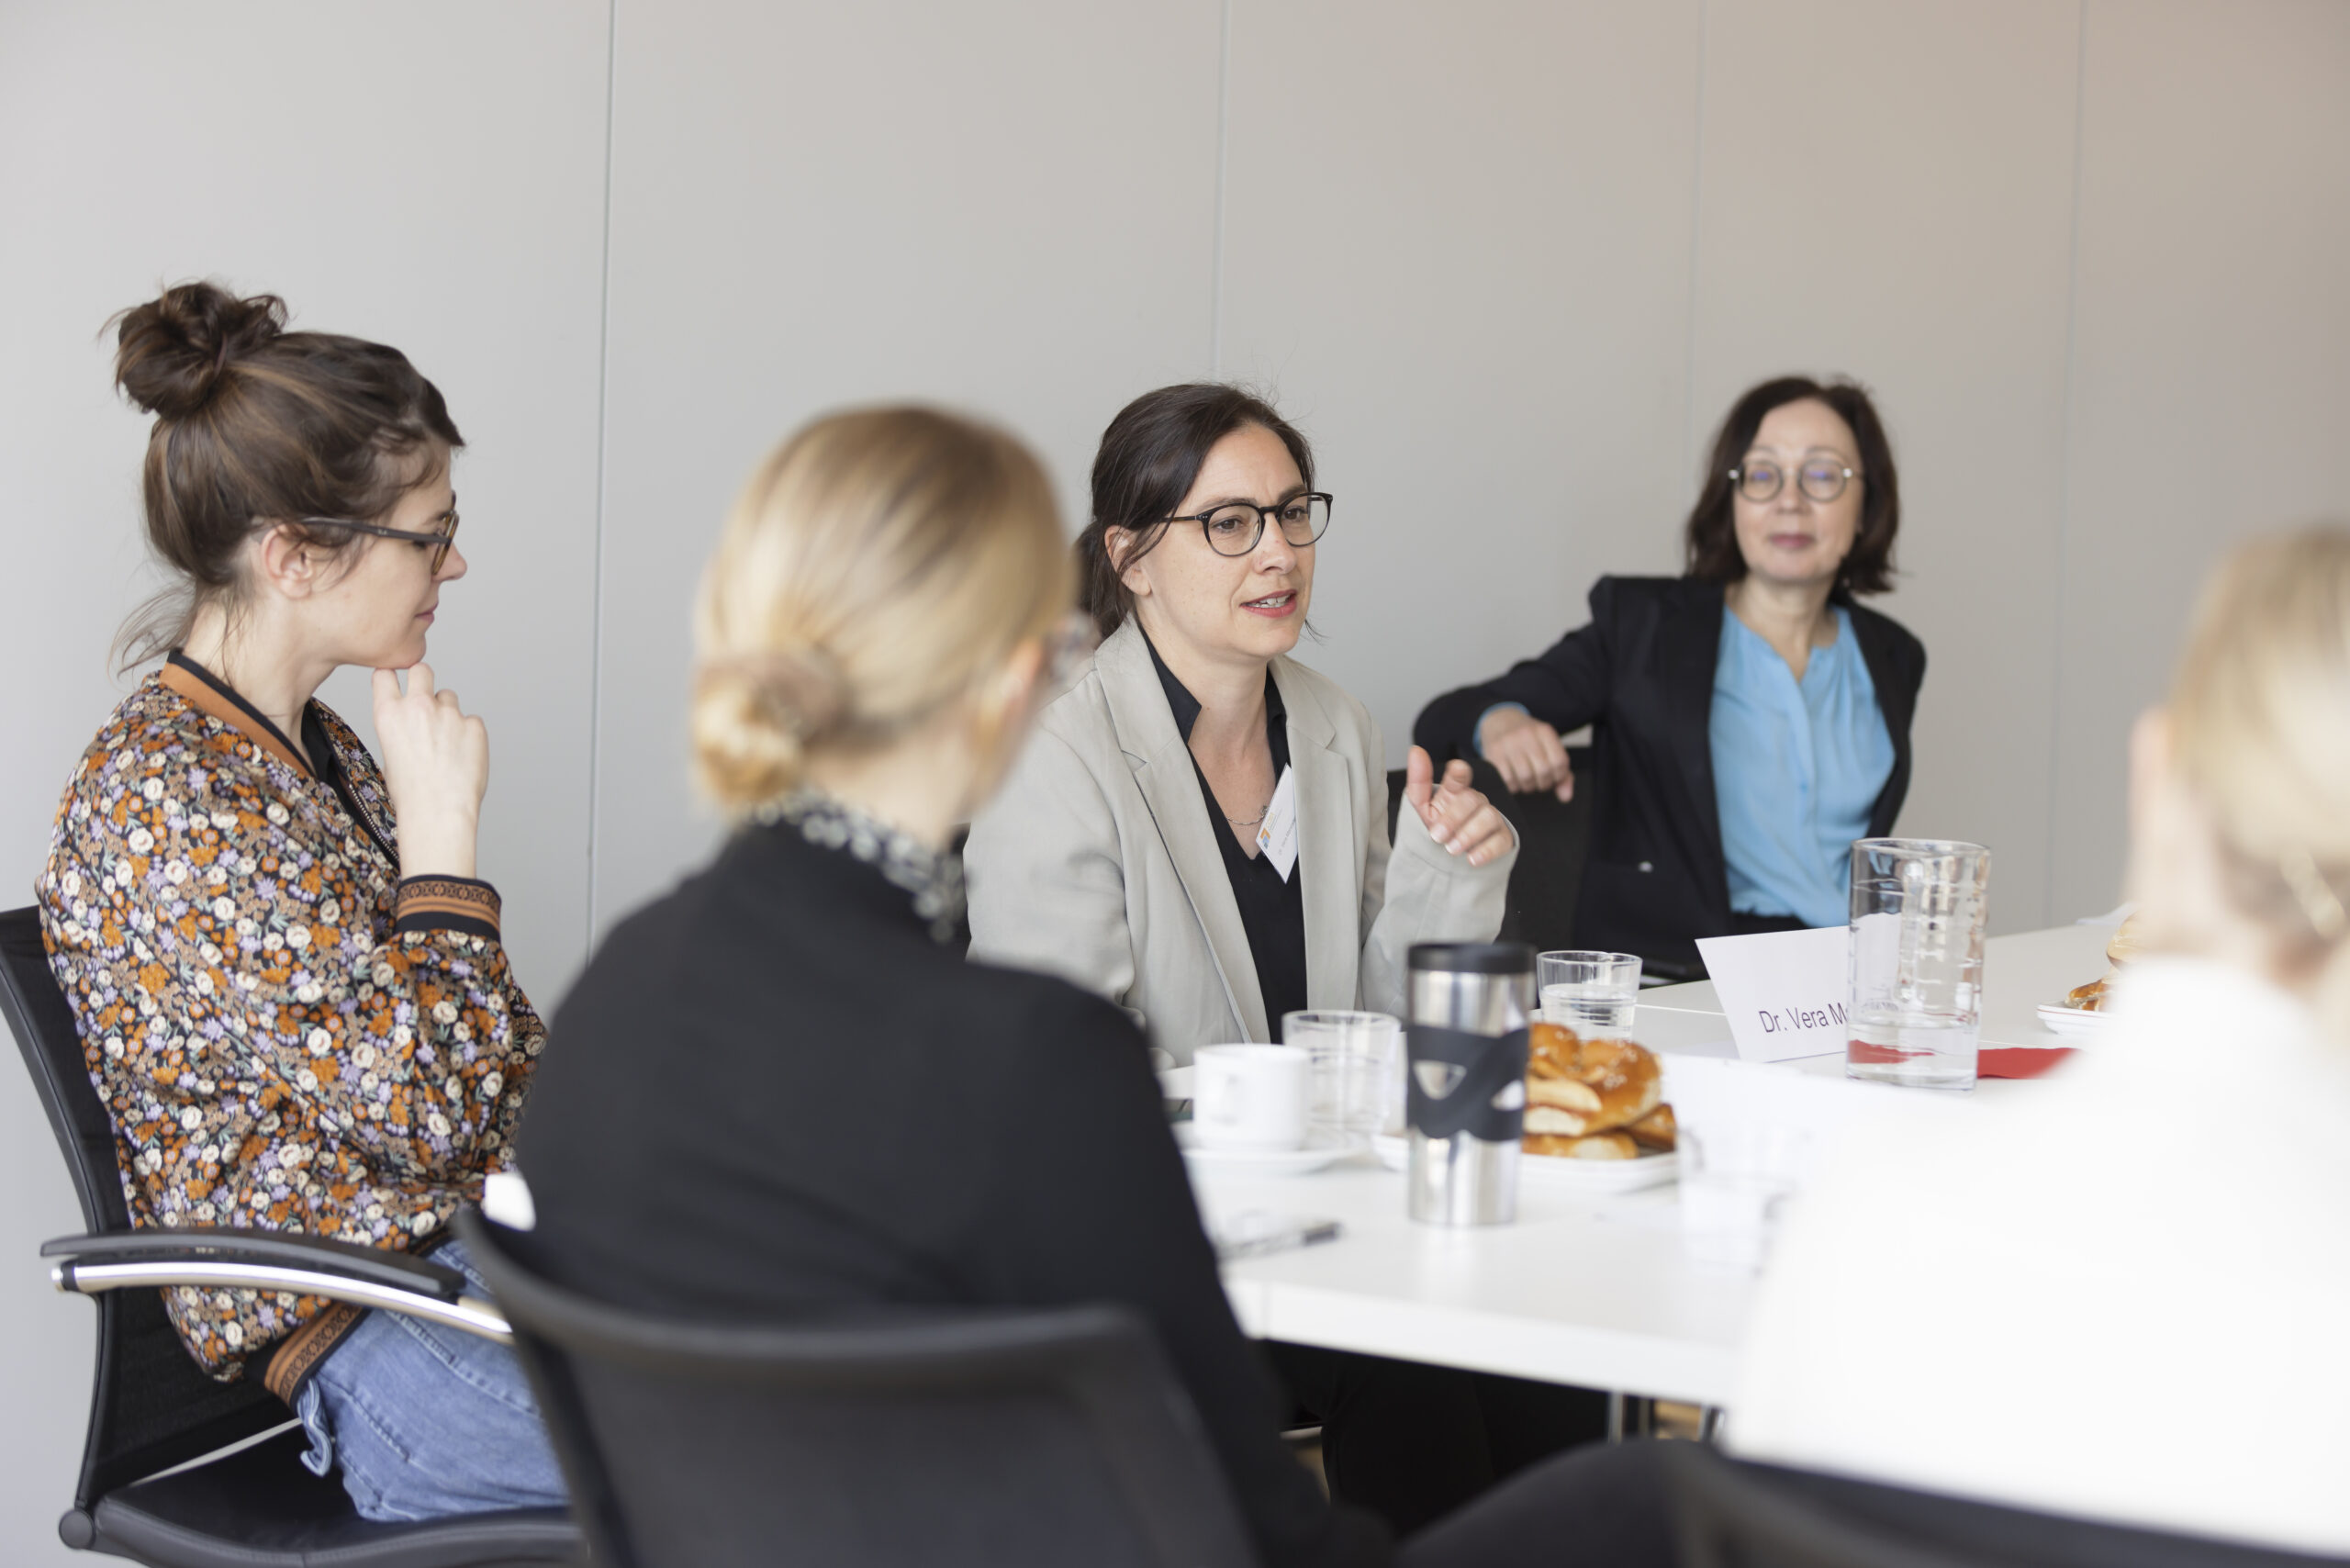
left=36, top=282, right=564, bottom=1521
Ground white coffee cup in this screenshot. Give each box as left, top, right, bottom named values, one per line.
left=1192, top=1044, right=1310, bottom=1152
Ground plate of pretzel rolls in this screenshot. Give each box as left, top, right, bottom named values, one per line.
left=1372, top=1020, right=1680, bottom=1193
left=2038, top=918, right=2140, bottom=1037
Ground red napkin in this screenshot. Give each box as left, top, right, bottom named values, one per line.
left=1978, top=1047, right=2073, bottom=1080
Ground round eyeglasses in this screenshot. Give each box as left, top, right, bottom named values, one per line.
left=1729, top=454, right=1858, bottom=505
left=297, top=508, right=462, bottom=574
left=1165, top=493, right=1332, bottom=557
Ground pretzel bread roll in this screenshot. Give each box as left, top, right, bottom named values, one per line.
left=2065, top=978, right=2108, bottom=1013
left=1526, top=1021, right=1583, bottom=1081
left=1572, top=1036, right=1662, bottom=1133
left=1628, top=1103, right=1676, bottom=1152
left=1526, top=1104, right=1592, bottom=1137
left=1524, top=1132, right=1639, bottom=1160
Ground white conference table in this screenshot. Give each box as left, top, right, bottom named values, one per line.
left=1189, top=922, right=2113, bottom=1408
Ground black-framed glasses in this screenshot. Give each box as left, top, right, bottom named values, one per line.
left=1165, top=492, right=1332, bottom=557
left=297, top=508, right=462, bottom=573
left=1729, top=453, right=1857, bottom=505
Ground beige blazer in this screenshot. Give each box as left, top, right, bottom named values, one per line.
left=965, top=620, right=1515, bottom=1065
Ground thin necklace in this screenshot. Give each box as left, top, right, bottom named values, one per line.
left=1224, top=782, right=1275, bottom=830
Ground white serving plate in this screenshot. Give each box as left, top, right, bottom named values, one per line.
left=1370, top=1133, right=1679, bottom=1193
left=1174, top=1124, right=1353, bottom=1177
left=2035, top=1002, right=2113, bottom=1039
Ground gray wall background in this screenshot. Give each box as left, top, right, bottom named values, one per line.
left=2, top=0, right=2346, bottom=1558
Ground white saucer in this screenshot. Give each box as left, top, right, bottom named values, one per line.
left=1369, top=1133, right=1679, bottom=1193
left=2036, top=1002, right=2112, bottom=1039
left=1174, top=1125, right=1353, bottom=1176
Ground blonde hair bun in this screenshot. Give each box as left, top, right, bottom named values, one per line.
left=691, top=407, right=1072, bottom=812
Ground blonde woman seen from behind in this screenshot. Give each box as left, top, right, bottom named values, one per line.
left=1732, top=525, right=2350, bottom=1554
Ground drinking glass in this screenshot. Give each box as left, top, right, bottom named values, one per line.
left=1536, top=951, right=1642, bottom=1036
left=1847, top=838, right=1991, bottom=1091
left=1679, top=1123, right=1811, bottom=1271
left=1283, top=1010, right=1402, bottom=1145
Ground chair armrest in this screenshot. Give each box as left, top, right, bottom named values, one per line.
left=41, top=1228, right=509, bottom=1344
left=43, top=1226, right=468, bottom=1297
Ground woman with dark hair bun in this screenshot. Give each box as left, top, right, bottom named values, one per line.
left=36, top=281, right=563, bottom=1519
left=1415, top=375, right=1927, bottom=974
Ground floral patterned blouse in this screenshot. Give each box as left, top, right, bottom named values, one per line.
left=36, top=653, right=543, bottom=1394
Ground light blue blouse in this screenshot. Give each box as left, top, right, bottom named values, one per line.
left=1709, top=605, right=1895, bottom=929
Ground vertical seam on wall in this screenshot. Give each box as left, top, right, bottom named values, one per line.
left=2044, top=0, right=2091, bottom=926
left=1678, top=0, right=1710, bottom=493
left=1209, top=0, right=1233, bottom=375
left=584, top=0, right=620, bottom=951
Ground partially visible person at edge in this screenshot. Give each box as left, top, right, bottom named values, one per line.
left=1413, top=376, right=1926, bottom=976
left=963, top=385, right=1611, bottom=1534
left=966, top=382, right=1516, bottom=1066
left=1733, top=526, right=2350, bottom=1556
left=36, top=282, right=564, bottom=1521
left=511, top=406, right=1680, bottom=1568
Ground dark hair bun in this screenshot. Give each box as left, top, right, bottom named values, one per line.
left=113, top=282, right=287, bottom=420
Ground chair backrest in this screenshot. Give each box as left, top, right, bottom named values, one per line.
left=1662, top=1442, right=2348, bottom=1568
left=1386, top=748, right=1594, bottom=955
left=456, top=1212, right=1259, bottom=1568
left=0, top=906, right=285, bottom=1514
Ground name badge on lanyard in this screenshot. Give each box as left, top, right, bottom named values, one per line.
left=1257, top=766, right=1300, bottom=882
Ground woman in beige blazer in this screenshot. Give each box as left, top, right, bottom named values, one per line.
left=966, top=383, right=1516, bottom=1066
left=967, top=385, right=1604, bottom=1532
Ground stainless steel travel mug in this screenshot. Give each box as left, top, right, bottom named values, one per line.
left=1405, top=942, right=1533, bottom=1226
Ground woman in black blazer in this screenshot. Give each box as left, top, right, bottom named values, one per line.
left=1416, top=377, right=1926, bottom=973
left=514, top=408, right=1673, bottom=1567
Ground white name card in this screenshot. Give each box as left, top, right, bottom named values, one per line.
left=1694, top=924, right=1850, bottom=1063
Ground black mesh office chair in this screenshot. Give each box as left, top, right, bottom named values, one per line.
left=0, top=905, right=582, bottom=1566
left=1387, top=747, right=1707, bottom=982
left=456, top=1210, right=1260, bottom=1568
left=1661, top=1441, right=2349, bottom=1568
left=1387, top=748, right=1595, bottom=957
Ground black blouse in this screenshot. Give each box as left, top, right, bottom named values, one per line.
left=1142, top=634, right=1310, bottom=1036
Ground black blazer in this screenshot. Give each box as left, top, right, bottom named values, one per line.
left=1414, top=577, right=1926, bottom=969
left=513, top=819, right=1387, bottom=1568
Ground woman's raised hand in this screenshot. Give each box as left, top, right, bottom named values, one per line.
left=372, top=664, right=489, bottom=880
left=1404, top=745, right=1514, bottom=868
left=1475, top=707, right=1575, bottom=801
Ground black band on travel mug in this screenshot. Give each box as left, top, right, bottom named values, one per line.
left=1405, top=1023, right=1528, bottom=1143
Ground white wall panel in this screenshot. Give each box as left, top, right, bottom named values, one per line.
left=2049, top=0, right=2350, bottom=921
left=588, top=0, right=1225, bottom=932
left=1687, top=0, right=2084, bottom=931
left=0, top=6, right=610, bottom=1559
left=1217, top=0, right=1705, bottom=759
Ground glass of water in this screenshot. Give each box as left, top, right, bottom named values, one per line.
left=1283, top=1010, right=1403, bottom=1144
left=1679, top=1123, right=1811, bottom=1271
left=1847, top=838, right=1991, bottom=1091
left=1536, top=951, right=1642, bottom=1036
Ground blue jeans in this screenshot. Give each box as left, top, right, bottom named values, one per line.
left=295, top=1238, right=569, bottom=1521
